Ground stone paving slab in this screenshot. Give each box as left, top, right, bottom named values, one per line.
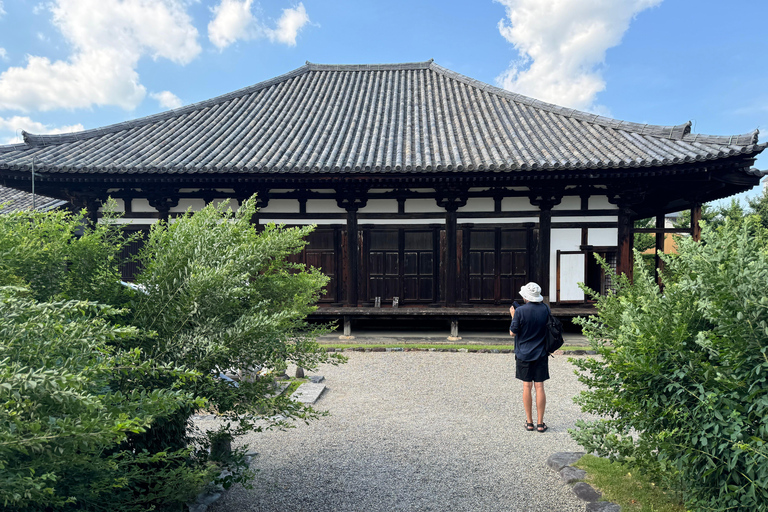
left=290, top=382, right=326, bottom=404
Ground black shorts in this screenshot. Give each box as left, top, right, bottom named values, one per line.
left=515, top=356, right=550, bottom=382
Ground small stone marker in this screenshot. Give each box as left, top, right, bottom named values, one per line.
left=291, top=382, right=326, bottom=404
left=308, top=375, right=325, bottom=383
left=572, top=482, right=602, bottom=502
left=546, top=452, right=585, bottom=471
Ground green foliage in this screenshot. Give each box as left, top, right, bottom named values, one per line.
left=571, top=219, right=768, bottom=511
left=0, top=287, right=206, bottom=510
left=0, top=197, right=344, bottom=510
left=633, top=217, right=656, bottom=253
left=0, top=202, right=135, bottom=304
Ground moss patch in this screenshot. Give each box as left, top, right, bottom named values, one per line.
left=573, top=455, right=685, bottom=512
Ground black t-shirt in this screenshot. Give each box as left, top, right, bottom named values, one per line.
left=509, top=302, right=548, bottom=361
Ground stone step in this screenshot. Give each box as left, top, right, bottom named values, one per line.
left=290, top=382, right=326, bottom=404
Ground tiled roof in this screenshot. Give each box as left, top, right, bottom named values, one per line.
left=0, top=61, right=764, bottom=175
left=0, top=185, right=67, bottom=213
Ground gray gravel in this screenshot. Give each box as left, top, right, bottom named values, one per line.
left=207, top=352, right=595, bottom=512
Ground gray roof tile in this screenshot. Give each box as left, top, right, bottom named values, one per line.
left=0, top=185, right=67, bottom=213
left=0, top=60, right=764, bottom=175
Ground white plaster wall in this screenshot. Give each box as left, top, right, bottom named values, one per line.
left=589, top=196, right=617, bottom=210
left=260, top=199, right=300, bottom=214
left=359, top=199, right=398, bottom=213
left=99, top=198, right=125, bottom=212
left=458, top=198, right=494, bottom=212
left=553, top=196, right=581, bottom=211
left=549, top=228, right=582, bottom=300
left=405, top=198, right=443, bottom=213
left=501, top=197, right=537, bottom=212
left=170, top=198, right=206, bottom=213
left=588, top=228, right=618, bottom=247
left=553, top=216, right=617, bottom=224
left=259, top=218, right=341, bottom=226
left=131, top=198, right=156, bottom=213
left=361, top=218, right=443, bottom=225
left=457, top=217, right=534, bottom=224
left=306, top=199, right=344, bottom=214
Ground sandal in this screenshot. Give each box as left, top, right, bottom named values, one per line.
left=524, top=422, right=535, bottom=431
left=537, top=423, right=548, bottom=433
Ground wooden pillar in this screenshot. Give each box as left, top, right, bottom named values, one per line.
left=336, top=187, right=368, bottom=308
left=655, top=214, right=665, bottom=288
left=529, top=189, right=562, bottom=302
left=436, top=188, right=468, bottom=307
left=617, top=207, right=634, bottom=281
left=691, top=203, right=702, bottom=242
left=608, top=187, right=645, bottom=283
left=538, top=205, right=553, bottom=298
left=346, top=208, right=360, bottom=306
left=445, top=207, right=458, bottom=306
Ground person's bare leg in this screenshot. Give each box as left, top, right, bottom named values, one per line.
left=534, top=381, right=546, bottom=425
left=523, top=381, right=534, bottom=423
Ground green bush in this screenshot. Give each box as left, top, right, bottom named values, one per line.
left=571, top=219, right=768, bottom=511
left=0, top=288, right=207, bottom=510
left=0, top=197, right=344, bottom=510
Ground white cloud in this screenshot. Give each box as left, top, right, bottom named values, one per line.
left=0, top=115, right=84, bottom=144
left=0, top=2, right=5, bottom=17
left=208, top=0, right=259, bottom=49
left=208, top=1, right=309, bottom=50
left=266, top=4, right=309, bottom=47
left=495, top=0, right=662, bottom=112
left=0, top=48, right=7, bottom=62
left=150, top=90, right=183, bottom=109
left=0, top=0, right=201, bottom=113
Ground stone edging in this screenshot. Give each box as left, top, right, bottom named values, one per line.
left=546, top=452, right=621, bottom=512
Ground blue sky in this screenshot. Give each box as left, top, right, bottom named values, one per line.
left=0, top=0, right=766, bottom=199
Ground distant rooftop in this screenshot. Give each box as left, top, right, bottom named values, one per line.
left=0, top=185, right=67, bottom=213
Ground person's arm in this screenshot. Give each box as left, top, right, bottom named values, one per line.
left=509, top=305, right=519, bottom=336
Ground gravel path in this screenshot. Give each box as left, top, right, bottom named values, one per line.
left=208, top=352, right=595, bottom=512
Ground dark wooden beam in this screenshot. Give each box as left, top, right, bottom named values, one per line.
left=691, top=203, right=702, bottom=241
left=336, top=186, right=369, bottom=307
left=529, top=188, right=563, bottom=302
left=655, top=214, right=665, bottom=288
left=436, top=187, right=468, bottom=307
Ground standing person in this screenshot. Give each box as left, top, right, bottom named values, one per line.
left=509, top=282, right=550, bottom=433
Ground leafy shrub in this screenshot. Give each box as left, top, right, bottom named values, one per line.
left=571, top=219, right=768, bottom=511
left=0, top=288, right=207, bottom=510
left=0, top=197, right=344, bottom=510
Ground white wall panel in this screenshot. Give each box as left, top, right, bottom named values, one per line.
left=131, top=198, right=155, bottom=213
left=458, top=198, right=494, bottom=212
left=457, top=217, right=534, bottom=224
left=553, top=196, right=580, bottom=211
left=549, top=228, right=582, bottom=300
left=260, top=219, right=343, bottom=226
left=589, top=196, right=617, bottom=210
left=588, top=228, right=618, bottom=247
left=405, top=198, right=443, bottom=213
left=359, top=199, right=398, bottom=213
left=306, top=199, right=343, bottom=214
left=170, top=198, right=206, bottom=213
left=501, top=197, right=537, bottom=211
left=260, top=199, right=300, bottom=213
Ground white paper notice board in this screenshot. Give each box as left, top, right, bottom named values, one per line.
left=558, top=252, right=585, bottom=302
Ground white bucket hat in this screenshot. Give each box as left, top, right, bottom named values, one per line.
left=519, top=282, right=544, bottom=302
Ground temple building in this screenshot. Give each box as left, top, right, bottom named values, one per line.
left=0, top=61, right=765, bottom=335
